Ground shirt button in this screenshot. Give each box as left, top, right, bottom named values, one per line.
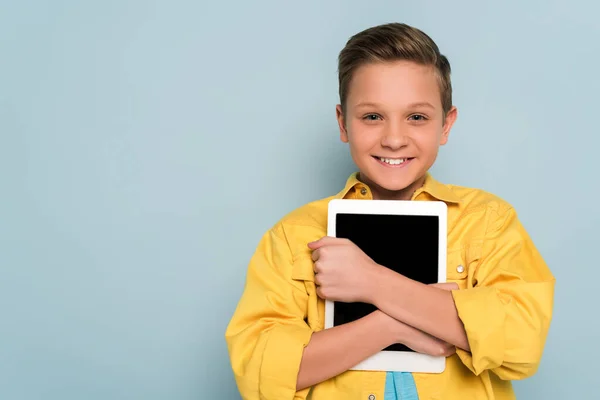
left=368, top=395, right=376, bottom=400
left=456, top=265, right=465, bottom=273
left=360, top=187, right=368, bottom=195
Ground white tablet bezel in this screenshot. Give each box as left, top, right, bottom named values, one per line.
left=325, top=198, right=448, bottom=373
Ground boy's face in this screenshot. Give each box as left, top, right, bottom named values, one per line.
left=336, top=61, right=457, bottom=200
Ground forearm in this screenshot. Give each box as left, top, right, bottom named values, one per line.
left=296, top=310, right=396, bottom=391
left=369, top=267, right=470, bottom=352
left=296, top=308, right=455, bottom=391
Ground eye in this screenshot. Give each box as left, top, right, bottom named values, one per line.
left=408, top=114, right=428, bottom=121
left=363, top=114, right=382, bottom=121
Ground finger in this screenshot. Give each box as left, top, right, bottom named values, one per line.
left=429, top=338, right=455, bottom=357
left=313, top=260, right=321, bottom=273
left=314, top=272, right=321, bottom=286
left=316, top=286, right=326, bottom=300
left=443, top=346, right=457, bottom=357
left=311, top=248, right=320, bottom=262
left=307, top=236, right=343, bottom=250
left=313, top=261, right=327, bottom=276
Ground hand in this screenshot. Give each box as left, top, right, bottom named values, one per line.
left=307, top=236, right=379, bottom=303
left=373, top=308, right=456, bottom=357
left=399, top=326, right=457, bottom=357
left=431, top=282, right=459, bottom=291
left=396, top=281, right=458, bottom=357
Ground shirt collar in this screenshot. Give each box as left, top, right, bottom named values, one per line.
left=335, top=172, right=461, bottom=204
left=335, top=172, right=362, bottom=199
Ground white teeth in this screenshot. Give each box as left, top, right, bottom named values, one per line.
left=379, top=157, right=407, bottom=165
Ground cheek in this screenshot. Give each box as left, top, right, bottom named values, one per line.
left=350, top=136, right=377, bottom=156
left=347, top=123, right=379, bottom=151
left=414, top=129, right=444, bottom=149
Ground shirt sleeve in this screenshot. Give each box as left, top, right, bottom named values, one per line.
left=225, top=223, right=314, bottom=400
left=451, top=205, right=555, bottom=380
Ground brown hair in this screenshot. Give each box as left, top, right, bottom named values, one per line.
left=338, top=23, right=452, bottom=116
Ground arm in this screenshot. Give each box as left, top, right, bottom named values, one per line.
left=368, top=268, right=471, bottom=352
left=307, top=237, right=464, bottom=354
left=370, top=206, right=555, bottom=379
left=297, top=310, right=394, bottom=391
left=226, top=224, right=456, bottom=399
left=297, top=309, right=455, bottom=391
left=225, top=225, right=314, bottom=400
left=449, top=206, right=555, bottom=379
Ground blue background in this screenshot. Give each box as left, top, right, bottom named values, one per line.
left=1, top=1, right=597, bottom=398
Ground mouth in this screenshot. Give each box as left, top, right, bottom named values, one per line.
left=373, top=156, right=414, bottom=167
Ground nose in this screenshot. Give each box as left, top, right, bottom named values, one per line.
left=380, top=126, right=409, bottom=150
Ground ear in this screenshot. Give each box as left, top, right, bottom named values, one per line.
left=336, top=104, right=349, bottom=143
left=440, top=106, right=458, bottom=146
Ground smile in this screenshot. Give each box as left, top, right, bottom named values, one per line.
left=374, top=156, right=413, bottom=167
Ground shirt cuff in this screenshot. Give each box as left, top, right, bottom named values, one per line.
left=451, top=287, right=506, bottom=375
left=260, top=323, right=314, bottom=399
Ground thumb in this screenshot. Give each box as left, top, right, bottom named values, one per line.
left=307, top=236, right=337, bottom=249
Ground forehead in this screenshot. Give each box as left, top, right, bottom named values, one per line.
left=347, top=61, right=442, bottom=108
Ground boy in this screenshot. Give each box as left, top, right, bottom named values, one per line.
left=225, top=22, right=555, bottom=400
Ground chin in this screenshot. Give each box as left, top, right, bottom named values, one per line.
left=379, top=182, right=412, bottom=193
left=371, top=175, right=415, bottom=193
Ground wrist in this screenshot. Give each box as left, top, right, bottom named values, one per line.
left=392, top=320, right=413, bottom=345
left=372, top=309, right=410, bottom=344
left=370, top=310, right=401, bottom=344
left=363, top=262, right=386, bottom=304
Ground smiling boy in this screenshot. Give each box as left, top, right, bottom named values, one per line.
left=225, top=22, right=555, bottom=400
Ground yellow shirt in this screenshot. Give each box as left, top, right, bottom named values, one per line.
left=225, top=172, right=555, bottom=400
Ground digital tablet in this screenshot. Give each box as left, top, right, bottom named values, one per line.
left=325, top=198, right=447, bottom=373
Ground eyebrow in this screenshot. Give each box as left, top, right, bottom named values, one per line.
left=355, top=102, right=381, bottom=109
left=354, top=101, right=436, bottom=109
left=407, top=102, right=436, bottom=109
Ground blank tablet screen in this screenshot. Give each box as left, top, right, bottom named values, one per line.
left=334, top=213, right=439, bottom=352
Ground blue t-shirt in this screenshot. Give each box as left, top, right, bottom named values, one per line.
left=384, top=372, right=419, bottom=400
